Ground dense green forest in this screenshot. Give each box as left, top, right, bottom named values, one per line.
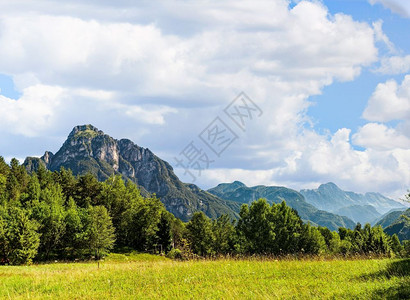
left=0, top=157, right=408, bottom=265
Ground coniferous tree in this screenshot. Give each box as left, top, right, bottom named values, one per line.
left=186, top=211, right=213, bottom=256
left=33, top=184, right=66, bottom=259
left=156, top=212, right=173, bottom=253
left=212, top=214, right=236, bottom=255
left=62, top=197, right=85, bottom=258
left=390, top=234, right=403, bottom=255
left=0, top=206, right=40, bottom=265
left=86, top=205, right=115, bottom=262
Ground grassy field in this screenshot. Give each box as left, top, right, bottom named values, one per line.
left=0, top=254, right=409, bottom=299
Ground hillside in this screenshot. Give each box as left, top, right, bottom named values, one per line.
left=24, top=125, right=240, bottom=221
left=383, top=209, right=410, bottom=241
left=208, top=181, right=355, bottom=231
left=335, top=205, right=381, bottom=224
left=373, top=208, right=407, bottom=227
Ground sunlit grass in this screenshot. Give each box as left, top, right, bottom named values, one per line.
left=0, top=255, right=408, bottom=299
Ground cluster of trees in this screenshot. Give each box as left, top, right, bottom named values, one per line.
left=0, top=157, right=408, bottom=265
left=0, top=158, right=173, bottom=264
left=183, top=199, right=409, bottom=258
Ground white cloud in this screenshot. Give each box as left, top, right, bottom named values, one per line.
left=196, top=127, right=409, bottom=198
left=362, top=75, right=410, bottom=122
left=372, top=20, right=396, bottom=53
left=353, top=123, right=410, bottom=150
left=376, top=55, right=410, bottom=74
left=0, top=84, right=176, bottom=137
left=369, top=0, right=410, bottom=18
left=0, top=1, right=377, bottom=100
left=0, top=85, right=65, bottom=137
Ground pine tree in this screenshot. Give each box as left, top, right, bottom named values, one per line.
left=156, top=212, right=173, bottom=253
left=86, top=205, right=116, bottom=263
left=212, top=214, right=236, bottom=255
left=186, top=211, right=213, bottom=256
left=1, top=206, right=40, bottom=265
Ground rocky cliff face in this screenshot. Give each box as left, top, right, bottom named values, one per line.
left=23, top=125, right=240, bottom=221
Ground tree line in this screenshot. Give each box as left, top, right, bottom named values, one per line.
left=0, top=157, right=408, bottom=265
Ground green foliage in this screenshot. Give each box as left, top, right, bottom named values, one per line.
left=208, top=181, right=356, bottom=231
left=166, top=248, right=183, bottom=259
left=118, top=193, right=164, bottom=251
left=236, top=199, right=311, bottom=255
left=0, top=206, right=40, bottom=265
left=0, top=161, right=176, bottom=264
left=402, top=240, right=410, bottom=257
left=0, top=158, right=403, bottom=264
left=390, top=234, right=403, bottom=256
left=86, top=205, right=116, bottom=260
left=156, top=212, right=173, bottom=253
left=186, top=211, right=214, bottom=256
left=212, top=214, right=236, bottom=255
left=236, top=199, right=276, bottom=254
left=383, top=209, right=410, bottom=241
left=338, top=223, right=392, bottom=255
left=73, top=129, right=99, bottom=139
left=300, top=224, right=327, bottom=254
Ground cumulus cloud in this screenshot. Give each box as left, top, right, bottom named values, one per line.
left=353, top=123, right=410, bottom=150
left=362, top=75, right=410, bottom=122
left=196, top=128, right=410, bottom=198
left=0, top=84, right=176, bottom=137
left=0, top=2, right=377, bottom=102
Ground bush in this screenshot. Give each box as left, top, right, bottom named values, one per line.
left=166, top=248, right=183, bottom=260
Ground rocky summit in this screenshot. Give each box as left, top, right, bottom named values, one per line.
left=24, top=125, right=240, bottom=221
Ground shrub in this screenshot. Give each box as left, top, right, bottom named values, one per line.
left=166, top=248, right=183, bottom=260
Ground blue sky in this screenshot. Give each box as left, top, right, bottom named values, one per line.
left=309, top=0, right=410, bottom=134
left=0, top=0, right=410, bottom=199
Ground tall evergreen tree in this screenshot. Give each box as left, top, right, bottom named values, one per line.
left=86, top=205, right=116, bottom=262
left=186, top=211, right=213, bottom=256
left=0, top=206, right=40, bottom=265
left=156, top=212, right=173, bottom=253
left=212, top=214, right=236, bottom=255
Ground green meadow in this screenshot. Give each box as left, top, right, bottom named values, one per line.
left=0, top=255, right=409, bottom=299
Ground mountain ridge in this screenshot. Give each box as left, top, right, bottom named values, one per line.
left=300, top=182, right=406, bottom=219
left=208, top=181, right=356, bottom=231
left=24, top=124, right=241, bottom=221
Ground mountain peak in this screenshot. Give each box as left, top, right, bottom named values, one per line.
left=68, top=124, right=102, bottom=139
left=232, top=180, right=246, bottom=187
left=319, top=182, right=340, bottom=191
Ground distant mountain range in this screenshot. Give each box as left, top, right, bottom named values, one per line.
left=208, top=181, right=355, bottom=231
left=300, top=182, right=406, bottom=224
left=22, top=124, right=406, bottom=232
